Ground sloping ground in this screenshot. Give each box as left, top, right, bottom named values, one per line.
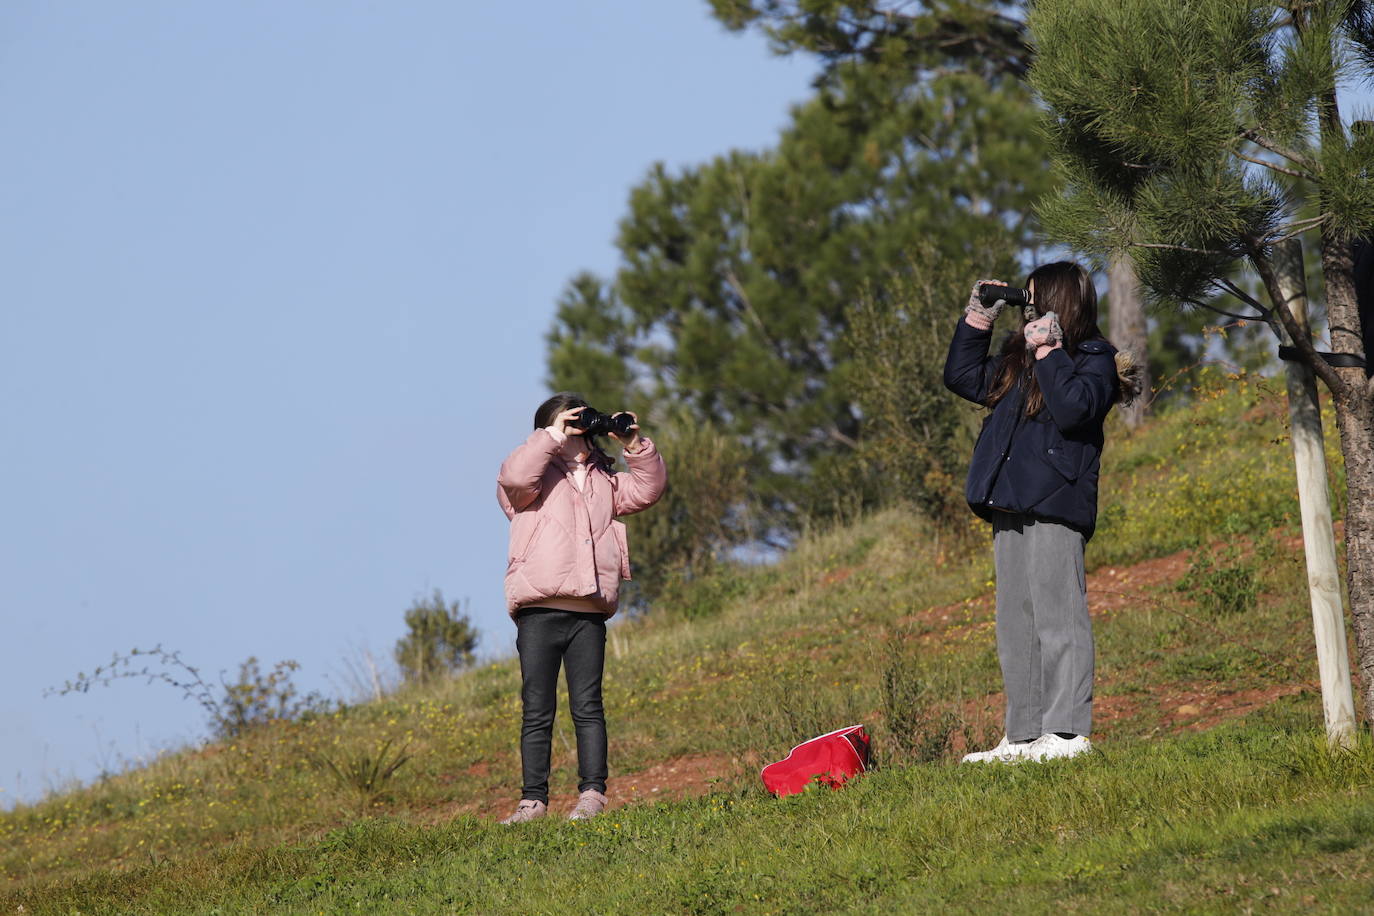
left=437, top=538, right=1327, bottom=822
left=4, top=369, right=1369, bottom=913
left=13, top=725, right=1374, bottom=914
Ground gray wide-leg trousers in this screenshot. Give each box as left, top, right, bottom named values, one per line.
left=992, top=514, right=1094, bottom=740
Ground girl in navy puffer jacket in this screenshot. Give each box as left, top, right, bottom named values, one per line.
left=944, top=261, right=1138, bottom=765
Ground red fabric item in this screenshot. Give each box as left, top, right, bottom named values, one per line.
left=761, top=725, right=870, bottom=796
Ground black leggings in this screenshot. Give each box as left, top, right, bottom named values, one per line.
left=514, top=608, right=608, bottom=803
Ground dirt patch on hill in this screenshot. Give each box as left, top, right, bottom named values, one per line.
left=1095, top=682, right=1312, bottom=735
left=614, top=754, right=736, bottom=807
left=820, top=566, right=855, bottom=587
left=1087, top=549, right=1193, bottom=614
left=898, top=547, right=1194, bottom=646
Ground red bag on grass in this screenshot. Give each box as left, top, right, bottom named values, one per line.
left=761, top=724, right=870, bottom=797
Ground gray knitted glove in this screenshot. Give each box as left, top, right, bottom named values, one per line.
left=1024, top=311, right=1064, bottom=358
left=964, top=280, right=1008, bottom=330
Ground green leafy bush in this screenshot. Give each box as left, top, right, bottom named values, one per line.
left=394, top=590, right=478, bottom=685
left=1179, top=545, right=1261, bottom=617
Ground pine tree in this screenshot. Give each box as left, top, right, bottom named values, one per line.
left=547, top=46, right=1047, bottom=527
left=711, top=0, right=1157, bottom=420
left=1029, top=0, right=1374, bottom=729
left=707, top=0, right=1031, bottom=81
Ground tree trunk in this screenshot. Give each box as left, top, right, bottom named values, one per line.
left=1320, top=232, right=1374, bottom=728
left=1108, top=253, right=1149, bottom=427
left=1258, top=240, right=1356, bottom=747
left=1331, top=386, right=1374, bottom=726
left=1305, top=25, right=1374, bottom=731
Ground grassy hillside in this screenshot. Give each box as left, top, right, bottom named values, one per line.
left=6, top=368, right=1370, bottom=915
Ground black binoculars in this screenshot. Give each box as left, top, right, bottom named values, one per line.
left=570, top=408, right=636, bottom=438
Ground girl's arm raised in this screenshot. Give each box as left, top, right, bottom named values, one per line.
left=1032, top=343, right=1118, bottom=433
left=611, top=439, right=667, bottom=516
left=943, top=317, right=999, bottom=406
left=497, top=430, right=562, bottom=515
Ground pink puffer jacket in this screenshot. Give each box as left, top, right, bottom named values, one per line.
left=496, top=430, right=667, bottom=618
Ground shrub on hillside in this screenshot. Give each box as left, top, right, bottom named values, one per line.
left=1178, top=545, right=1261, bottom=618
left=879, top=636, right=960, bottom=765
left=394, top=590, right=478, bottom=685
left=47, top=646, right=331, bottom=739
left=839, top=255, right=989, bottom=525
left=216, top=656, right=331, bottom=738
left=619, top=413, right=753, bottom=611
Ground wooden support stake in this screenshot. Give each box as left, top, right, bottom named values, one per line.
left=1272, top=238, right=1356, bottom=749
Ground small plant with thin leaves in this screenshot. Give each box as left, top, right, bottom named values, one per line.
left=313, top=738, right=412, bottom=810
left=878, top=633, right=969, bottom=766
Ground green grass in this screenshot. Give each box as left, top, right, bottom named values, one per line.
left=17, top=723, right=1374, bottom=914
left=1089, top=366, right=1346, bottom=568
left=4, top=369, right=1367, bottom=914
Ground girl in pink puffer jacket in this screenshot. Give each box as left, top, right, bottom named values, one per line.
left=495, top=393, right=666, bottom=824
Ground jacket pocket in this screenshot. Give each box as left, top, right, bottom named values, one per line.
left=511, top=514, right=548, bottom=564
left=1044, top=441, right=1086, bottom=481
left=612, top=520, right=631, bottom=580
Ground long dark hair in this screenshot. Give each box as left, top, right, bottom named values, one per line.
left=533, top=392, right=613, bottom=470
left=985, top=261, right=1107, bottom=416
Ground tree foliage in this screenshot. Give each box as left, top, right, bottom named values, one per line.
left=1030, top=0, right=1374, bottom=303
left=548, top=54, right=1044, bottom=504
left=708, top=0, right=1031, bottom=80
left=543, top=1, right=1053, bottom=600
left=1028, top=0, right=1374, bottom=727
left=618, top=411, right=753, bottom=610
left=839, top=249, right=987, bottom=524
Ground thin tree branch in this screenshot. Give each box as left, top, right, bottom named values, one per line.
left=827, top=426, right=859, bottom=449
left=1234, top=150, right=1315, bottom=181
left=1216, top=278, right=1272, bottom=315
left=1267, top=215, right=1328, bottom=245
left=1130, top=242, right=1232, bottom=256
left=1238, top=127, right=1319, bottom=172
left=1250, top=248, right=1348, bottom=394
left=1181, top=298, right=1268, bottom=322
left=1273, top=292, right=1347, bottom=394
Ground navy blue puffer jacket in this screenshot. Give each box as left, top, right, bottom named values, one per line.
left=943, top=318, right=1119, bottom=539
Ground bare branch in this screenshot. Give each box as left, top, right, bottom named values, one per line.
left=1130, top=241, right=1232, bottom=256
left=1238, top=128, right=1319, bottom=172
left=1234, top=150, right=1315, bottom=181
left=827, top=426, right=859, bottom=449
left=1267, top=215, right=1328, bottom=245
left=1216, top=278, right=1271, bottom=314
left=1181, top=298, right=1268, bottom=322
left=1273, top=293, right=1347, bottom=394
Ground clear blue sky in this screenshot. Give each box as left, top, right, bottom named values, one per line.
left=0, top=0, right=815, bottom=804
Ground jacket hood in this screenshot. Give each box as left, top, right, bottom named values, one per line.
left=1113, top=349, right=1145, bottom=406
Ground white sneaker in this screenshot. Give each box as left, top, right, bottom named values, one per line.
left=568, top=789, right=608, bottom=821
left=498, top=799, right=547, bottom=825
left=961, top=736, right=1037, bottom=764
left=1025, top=733, right=1092, bottom=762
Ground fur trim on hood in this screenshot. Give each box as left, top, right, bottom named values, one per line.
left=1115, top=349, right=1145, bottom=407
